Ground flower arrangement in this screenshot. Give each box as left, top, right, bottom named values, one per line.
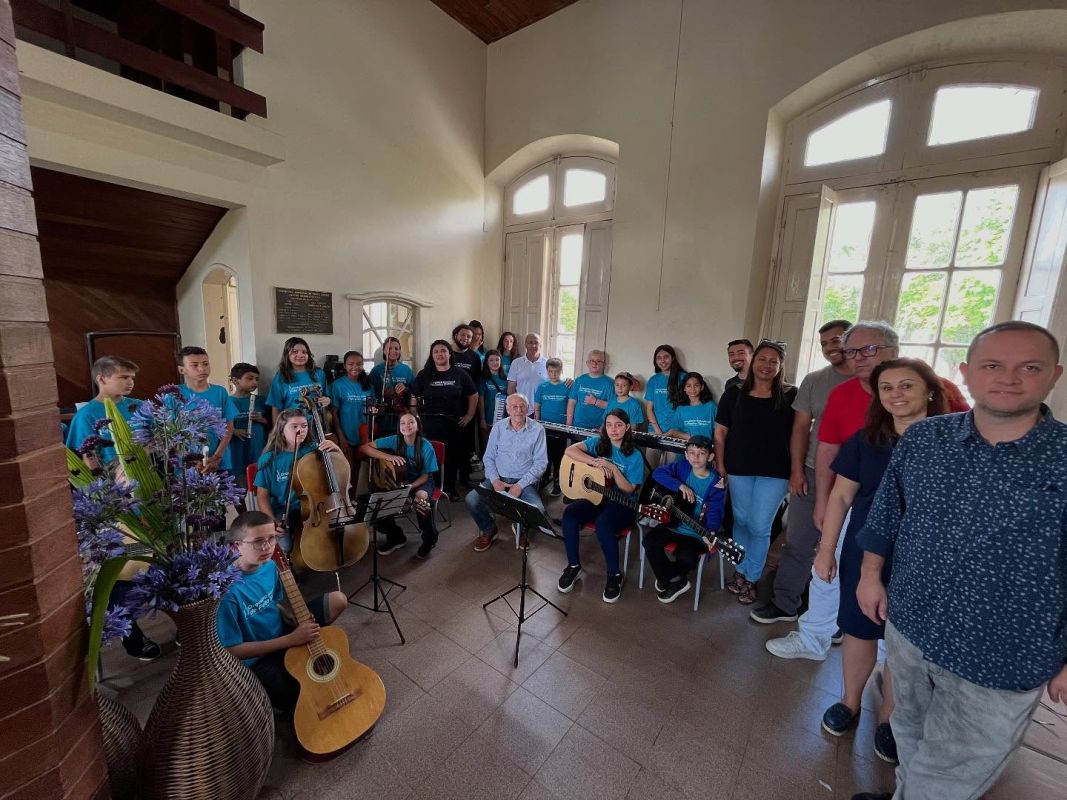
left=69, top=386, right=245, bottom=683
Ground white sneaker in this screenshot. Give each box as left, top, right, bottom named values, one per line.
left=765, top=631, right=827, bottom=662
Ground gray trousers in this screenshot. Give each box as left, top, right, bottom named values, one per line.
left=886, top=622, right=1043, bottom=800
left=772, top=466, right=818, bottom=614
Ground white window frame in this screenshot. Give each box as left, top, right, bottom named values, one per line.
left=346, top=291, right=433, bottom=369
left=504, top=156, right=616, bottom=228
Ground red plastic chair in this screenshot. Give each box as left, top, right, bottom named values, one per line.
left=429, top=439, right=450, bottom=530
left=245, top=463, right=258, bottom=510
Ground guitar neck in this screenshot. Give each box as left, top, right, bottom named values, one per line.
left=586, top=480, right=639, bottom=511
left=275, top=562, right=326, bottom=653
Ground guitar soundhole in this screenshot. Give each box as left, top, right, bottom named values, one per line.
left=312, top=654, right=336, bottom=677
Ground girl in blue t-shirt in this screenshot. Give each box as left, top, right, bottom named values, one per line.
left=667, top=372, right=718, bottom=442
left=265, top=337, right=330, bottom=424
left=644, top=345, right=687, bottom=436
left=558, top=409, right=647, bottom=604
left=330, top=350, right=373, bottom=458
left=496, top=332, right=520, bottom=374
left=358, top=411, right=441, bottom=559
left=368, top=336, right=415, bottom=436
left=604, top=372, right=646, bottom=429
left=478, top=350, right=509, bottom=440
left=254, top=408, right=342, bottom=553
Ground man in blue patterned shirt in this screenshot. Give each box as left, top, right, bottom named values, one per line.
left=852, top=321, right=1066, bottom=800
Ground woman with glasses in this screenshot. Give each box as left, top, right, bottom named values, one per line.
left=713, top=339, right=796, bottom=605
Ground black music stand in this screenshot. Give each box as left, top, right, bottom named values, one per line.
left=348, top=486, right=413, bottom=644
left=478, top=485, right=567, bottom=667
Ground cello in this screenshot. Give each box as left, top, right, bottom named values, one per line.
left=291, top=385, right=370, bottom=572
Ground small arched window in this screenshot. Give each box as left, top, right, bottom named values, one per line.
left=362, top=299, right=416, bottom=370
left=505, top=156, right=616, bottom=226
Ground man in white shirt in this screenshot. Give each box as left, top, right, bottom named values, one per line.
left=506, top=332, right=549, bottom=413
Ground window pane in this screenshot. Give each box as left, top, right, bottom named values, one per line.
left=563, top=169, right=607, bottom=207
left=954, top=185, right=1018, bottom=267
left=928, top=85, right=1039, bottom=146
left=559, top=234, right=583, bottom=285
left=557, top=335, right=577, bottom=379
left=941, top=269, right=1000, bottom=345
left=804, top=99, right=892, bottom=167
left=512, top=174, right=550, bottom=215
left=905, top=192, right=962, bottom=270
left=934, top=347, right=968, bottom=393
left=557, top=286, right=579, bottom=335
left=899, top=344, right=934, bottom=364
left=828, top=201, right=876, bottom=273
left=822, top=274, right=863, bottom=324
left=895, top=271, right=947, bottom=343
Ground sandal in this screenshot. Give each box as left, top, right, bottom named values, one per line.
left=737, top=581, right=757, bottom=605
left=727, top=572, right=746, bottom=595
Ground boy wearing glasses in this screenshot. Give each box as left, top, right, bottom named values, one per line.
left=567, top=350, right=614, bottom=430
left=216, top=511, right=348, bottom=718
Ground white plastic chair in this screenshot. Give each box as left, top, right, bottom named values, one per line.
left=638, top=521, right=725, bottom=610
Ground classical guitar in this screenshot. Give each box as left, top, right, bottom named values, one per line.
left=367, top=451, right=432, bottom=514
left=558, top=454, right=669, bottom=523
left=648, top=486, right=746, bottom=566
left=271, top=549, right=386, bottom=756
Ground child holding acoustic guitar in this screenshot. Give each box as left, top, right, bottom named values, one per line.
left=358, top=411, right=440, bottom=560
left=217, top=510, right=347, bottom=720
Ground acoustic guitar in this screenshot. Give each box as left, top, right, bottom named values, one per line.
left=368, top=451, right=432, bottom=514
left=648, top=485, right=746, bottom=566
left=558, top=454, right=669, bottom=523
left=271, top=549, right=386, bottom=756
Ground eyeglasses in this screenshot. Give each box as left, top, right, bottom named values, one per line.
left=844, top=344, right=893, bottom=359
left=240, top=535, right=278, bottom=551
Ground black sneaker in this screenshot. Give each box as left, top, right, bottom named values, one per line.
left=874, top=722, right=898, bottom=764
left=124, top=638, right=162, bottom=662
left=821, top=702, right=860, bottom=736
left=850, top=794, right=893, bottom=800
left=749, top=602, right=799, bottom=624
left=831, top=628, right=844, bottom=645
left=603, top=572, right=623, bottom=604
left=557, top=565, right=584, bottom=593
left=377, top=533, right=408, bottom=556
left=550, top=483, right=562, bottom=497
left=415, top=542, right=435, bottom=560
left=657, top=579, right=691, bottom=604
left=654, top=579, right=665, bottom=592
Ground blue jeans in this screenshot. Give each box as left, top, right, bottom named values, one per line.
left=464, top=479, right=545, bottom=533
left=562, top=499, right=635, bottom=576
left=727, top=475, right=788, bottom=582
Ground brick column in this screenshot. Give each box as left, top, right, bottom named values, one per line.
left=0, top=1, right=110, bottom=797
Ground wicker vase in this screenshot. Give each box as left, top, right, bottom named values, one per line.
left=139, top=597, right=274, bottom=800
left=96, top=690, right=143, bottom=800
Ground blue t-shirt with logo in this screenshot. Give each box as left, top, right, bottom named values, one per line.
left=645, top=371, right=686, bottom=431
left=228, top=392, right=268, bottom=483
left=66, top=396, right=141, bottom=464
left=216, top=560, right=284, bottom=666
left=265, top=368, right=327, bottom=414
left=580, top=436, right=646, bottom=495
left=329, top=376, right=371, bottom=445
left=677, top=470, right=716, bottom=540
left=605, top=395, right=645, bottom=426
left=179, top=384, right=239, bottom=471
left=569, top=374, right=614, bottom=429
left=255, top=445, right=316, bottom=518
left=372, top=436, right=439, bottom=479
left=673, top=401, right=718, bottom=439
left=535, top=380, right=570, bottom=424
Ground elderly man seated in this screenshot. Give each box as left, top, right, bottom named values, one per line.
left=465, top=393, right=548, bottom=552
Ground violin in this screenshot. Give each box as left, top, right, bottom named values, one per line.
left=381, top=359, right=409, bottom=416
left=290, top=386, right=369, bottom=572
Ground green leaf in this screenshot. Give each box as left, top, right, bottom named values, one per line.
left=85, top=554, right=144, bottom=689
left=66, top=448, right=95, bottom=488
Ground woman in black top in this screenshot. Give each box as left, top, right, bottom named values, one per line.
left=713, top=339, right=796, bottom=605
left=411, top=339, right=478, bottom=499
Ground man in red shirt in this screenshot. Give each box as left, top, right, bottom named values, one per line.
left=768, top=322, right=968, bottom=665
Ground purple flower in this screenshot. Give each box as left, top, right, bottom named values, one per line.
left=77, top=436, right=109, bottom=457
left=93, top=418, right=112, bottom=433
left=101, top=606, right=133, bottom=645
left=172, top=469, right=246, bottom=531
left=124, top=540, right=242, bottom=615
left=130, top=389, right=227, bottom=459
left=72, top=479, right=139, bottom=568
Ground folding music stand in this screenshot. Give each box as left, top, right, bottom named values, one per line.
left=347, top=486, right=413, bottom=645
left=478, top=485, right=568, bottom=667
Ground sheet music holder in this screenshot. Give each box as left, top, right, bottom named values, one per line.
left=477, top=485, right=568, bottom=667
left=347, top=486, right=414, bottom=645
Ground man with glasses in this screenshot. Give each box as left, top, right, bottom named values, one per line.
left=216, top=510, right=348, bottom=719
left=567, top=350, right=614, bottom=430
left=751, top=319, right=852, bottom=625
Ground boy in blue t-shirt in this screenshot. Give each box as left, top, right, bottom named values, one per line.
left=534, top=358, right=570, bottom=496
left=567, top=349, right=615, bottom=430
left=66, top=355, right=142, bottom=469
left=177, top=347, right=238, bottom=474
left=646, top=435, right=726, bottom=604
left=228, top=363, right=269, bottom=495
left=604, top=372, right=646, bottom=429
left=217, top=511, right=347, bottom=719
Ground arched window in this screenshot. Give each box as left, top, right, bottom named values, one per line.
left=503, top=156, right=616, bottom=376
left=765, top=59, right=1067, bottom=382
left=362, top=299, right=416, bottom=370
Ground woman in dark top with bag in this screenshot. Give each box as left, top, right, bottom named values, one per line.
left=411, top=339, right=478, bottom=500
left=713, top=339, right=796, bottom=605
left=812, top=358, right=948, bottom=761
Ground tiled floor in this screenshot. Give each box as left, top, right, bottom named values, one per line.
left=102, top=495, right=1067, bottom=799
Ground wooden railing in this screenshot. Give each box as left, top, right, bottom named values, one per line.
left=12, top=0, right=266, bottom=119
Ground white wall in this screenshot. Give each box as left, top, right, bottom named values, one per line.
left=486, top=0, right=1067, bottom=391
